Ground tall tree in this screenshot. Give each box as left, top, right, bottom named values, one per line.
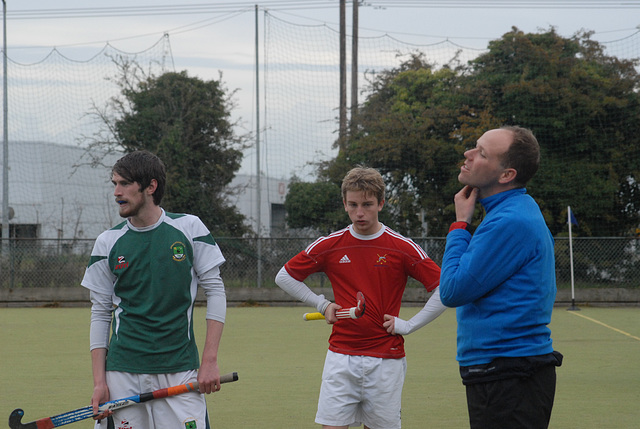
left=88, top=67, right=249, bottom=236
left=284, top=180, right=346, bottom=234
left=461, top=28, right=640, bottom=236
left=318, top=54, right=466, bottom=236
left=307, top=29, right=640, bottom=237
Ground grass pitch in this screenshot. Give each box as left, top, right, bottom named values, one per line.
left=1, top=305, right=639, bottom=428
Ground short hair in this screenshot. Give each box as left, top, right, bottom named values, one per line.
left=341, top=166, right=385, bottom=203
left=112, top=150, right=166, bottom=205
left=500, top=125, right=540, bottom=187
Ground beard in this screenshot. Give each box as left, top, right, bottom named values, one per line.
left=118, top=198, right=144, bottom=219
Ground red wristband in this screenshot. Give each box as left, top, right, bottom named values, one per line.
left=449, top=221, right=470, bottom=233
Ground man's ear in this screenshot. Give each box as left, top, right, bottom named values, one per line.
left=146, top=179, right=158, bottom=195
left=499, top=168, right=517, bottom=185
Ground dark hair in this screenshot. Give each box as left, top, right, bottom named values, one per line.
left=112, top=150, right=166, bottom=205
left=500, top=125, right=540, bottom=186
left=341, top=166, right=385, bottom=204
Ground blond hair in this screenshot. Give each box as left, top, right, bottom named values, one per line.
left=341, top=167, right=385, bottom=203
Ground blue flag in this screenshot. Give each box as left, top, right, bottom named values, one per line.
left=569, top=207, right=578, bottom=226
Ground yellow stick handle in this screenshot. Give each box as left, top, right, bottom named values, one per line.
left=303, top=312, right=325, bottom=321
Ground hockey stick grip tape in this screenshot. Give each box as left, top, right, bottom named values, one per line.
left=138, top=372, right=239, bottom=402
left=194, top=371, right=239, bottom=388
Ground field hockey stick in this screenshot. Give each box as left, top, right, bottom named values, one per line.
left=303, top=291, right=365, bottom=321
left=8, top=372, right=239, bottom=429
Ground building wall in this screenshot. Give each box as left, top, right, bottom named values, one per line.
left=1, top=141, right=121, bottom=240
left=1, top=142, right=290, bottom=240
left=228, top=174, right=289, bottom=237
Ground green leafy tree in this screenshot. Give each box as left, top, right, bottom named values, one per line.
left=319, top=54, right=466, bottom=236
left=460, top=28, right=640, bottom=236
left=284, top=180, right=346, bottom=234
left=87, top=66, right=250, bottom=236
left=313, top=29, right=640, bottom=237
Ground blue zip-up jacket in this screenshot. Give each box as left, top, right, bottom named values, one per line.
left=440, top=188, right=556, bottom=367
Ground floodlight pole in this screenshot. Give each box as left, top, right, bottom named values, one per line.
left=255, top=4, right=262, bottom=287
left=350, top=0, right=358, bottom=134
left=338, top=0, right=346, bottom=149
left=2, top=0, right=9, bottom=252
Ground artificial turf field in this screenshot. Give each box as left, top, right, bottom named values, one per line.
left=1, top=305, right=639, bottom=428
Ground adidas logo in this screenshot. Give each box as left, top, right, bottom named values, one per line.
left=339, top=254, right=351, bottom=264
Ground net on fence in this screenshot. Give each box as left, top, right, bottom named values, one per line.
left=0, top=37, right=171, bottom=241
left=1, top=9, right=639, bottom=290
left=2, top=237, right=638, bottom=290
left=2, top=13, right=639, bottom=239
left=263, top=14, right=640, bottom=238
left=263, top=13, right=486, bottom=180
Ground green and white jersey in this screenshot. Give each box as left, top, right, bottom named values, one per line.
left=81, top=210, right=225, bottom=373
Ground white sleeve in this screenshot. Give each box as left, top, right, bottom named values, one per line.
left=199, top=265, right=227, bottom=323
left=89, top=290, right=113, bottom=351
left=275, top=266, right=331, bottom=314
left=393, top=287, right=448, bottom=335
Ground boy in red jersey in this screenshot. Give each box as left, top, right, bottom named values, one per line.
left=275, top=166, right=447, bottom=429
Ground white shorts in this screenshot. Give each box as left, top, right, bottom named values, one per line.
left=315, top=350, right=407, bottom=429
left=95, top=370, right=208, bottom=429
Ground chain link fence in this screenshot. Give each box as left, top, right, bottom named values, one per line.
left=1, top=237, right=639, bottom=290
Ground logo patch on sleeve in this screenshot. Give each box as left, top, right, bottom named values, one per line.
left=115, top=256, right=129, bottom=271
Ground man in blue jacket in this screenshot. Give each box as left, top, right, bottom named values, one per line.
left=440, top=126, right=562, bottom=429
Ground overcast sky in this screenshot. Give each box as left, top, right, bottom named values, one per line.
left=4, top=1, right=640, bottom=177
left=7, top=1, right=639, bottom=109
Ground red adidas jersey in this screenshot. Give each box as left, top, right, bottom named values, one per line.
left=285, top=224, right=440, bottom=359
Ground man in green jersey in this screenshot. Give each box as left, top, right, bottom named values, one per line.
left=82, top=151, right=227, bottom=428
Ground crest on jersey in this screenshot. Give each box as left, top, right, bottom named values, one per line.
left=171, top=242, right=187, bottom=261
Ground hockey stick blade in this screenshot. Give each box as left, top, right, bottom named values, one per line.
left=9, top=372, right=239, bottom=429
